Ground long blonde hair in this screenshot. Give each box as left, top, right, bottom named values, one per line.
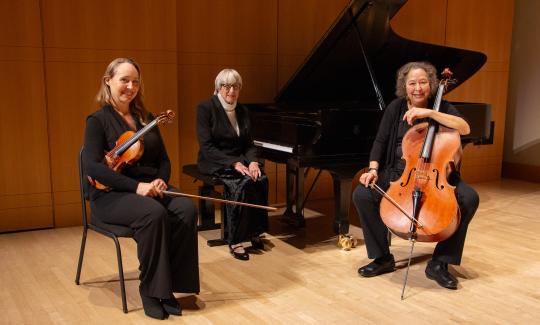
left=95, top=58, right=149, bottom=123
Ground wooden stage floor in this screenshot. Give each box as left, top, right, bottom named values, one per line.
left=1, top=178, right=539, bottom=324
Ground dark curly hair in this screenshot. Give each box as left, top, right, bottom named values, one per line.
left=395, top=61, right=439, bottom=99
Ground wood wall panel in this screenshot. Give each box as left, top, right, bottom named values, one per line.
left=0, top=207, right=53, bottom=232
left=0, top=0, right=53, bottom=232
left=0, top=60, right=51, bottom=195
left=41, top=0, right=176, bottom=50
left=446, top=0, right=514, bottom=64
left=40, top=0, right=178, bottom=226
left=0, top=0, right=42, bottom=47
left=277, top=0, right=349, bottom=89
left=390, top=0, right=447, bottom=45
left=176, top=0, right=278, bottom=196
left=445, top=0, right=514, bottom=182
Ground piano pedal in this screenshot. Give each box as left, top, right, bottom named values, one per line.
left=337, top=234, right=357, bottom=251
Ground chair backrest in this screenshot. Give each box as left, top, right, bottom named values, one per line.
left=78, top=147, right=135, bottom=237
left=79, top=147, right=89, bottom=227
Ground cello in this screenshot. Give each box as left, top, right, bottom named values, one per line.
left=371, top=68, right=462, bottom=298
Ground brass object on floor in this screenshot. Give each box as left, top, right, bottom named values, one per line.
left=337, top=234, right=357, bottom=251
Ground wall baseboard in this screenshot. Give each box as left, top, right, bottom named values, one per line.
left=502, top=162, right=540, bottom=183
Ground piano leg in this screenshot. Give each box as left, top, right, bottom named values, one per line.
left=329, top=170, right=355, bottom=235
left=282, top=161, right=306, bottom=227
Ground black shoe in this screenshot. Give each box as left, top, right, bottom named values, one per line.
left=140, top=288, right=168, bottom=320
left=425, top=260, right=458, bottom=290
left=358, top=254, right=395, bottom=277
left=251, top=236, right=264, bottom=250
left=229, top=245, right=249, bottom=260
left=162, top=295, right=182, bottom=316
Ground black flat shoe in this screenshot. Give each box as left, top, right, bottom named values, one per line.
left=425, top=260, right=458, bottom=290
left=229, top=245, right=249, bottom=260
left=251, top=236, right=264, bottom=250
left=358, top=254, right=395, bottom=277
left=162, top=295, right=182, bottom=316
left=140, top=288, right=168, bottom=320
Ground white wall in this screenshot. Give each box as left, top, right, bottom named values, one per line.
left=505, top=0, right=540, bottom=164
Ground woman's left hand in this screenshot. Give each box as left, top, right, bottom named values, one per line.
left=248, top=162, right=261, bottom=181
left=403, top=107, right=432, bottom=125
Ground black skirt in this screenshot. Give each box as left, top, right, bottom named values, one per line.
left=213, top=168, right=269, bottom=245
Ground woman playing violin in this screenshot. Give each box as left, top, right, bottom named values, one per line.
left=82, top=58, right=199, bottom=319
left=353, top=61, right=479, bottom=290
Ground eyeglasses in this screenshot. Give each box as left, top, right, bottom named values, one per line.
left=221, top=84, right=241, bottom=91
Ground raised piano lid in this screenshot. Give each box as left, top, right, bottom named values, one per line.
left=276, top=0, right=487, bottom=108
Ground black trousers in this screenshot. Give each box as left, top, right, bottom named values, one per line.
left=215, top=169, right=269, bottom=245
left=90, top=188, right=200, bottom=299
left=352, top=171, right=479, bottom=265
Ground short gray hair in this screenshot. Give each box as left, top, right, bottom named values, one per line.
left=214, top=68, right=243, bottom=94
left=395, top=61, right=439, bottom=98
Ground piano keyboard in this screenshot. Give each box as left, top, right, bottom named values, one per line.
left=254, top=140, right=293, bottom=153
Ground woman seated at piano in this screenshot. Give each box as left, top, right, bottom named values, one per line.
left=83, top=58, right=199, bottom=319
left=352, top=61, right=479, bottom=290
left=196, top=68, right=269, bottom=261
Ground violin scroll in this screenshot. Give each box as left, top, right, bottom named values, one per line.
left=156, top=109, right=175, bottom=125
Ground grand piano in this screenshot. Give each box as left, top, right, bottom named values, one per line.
left=246, top=0, right=493, bottom=234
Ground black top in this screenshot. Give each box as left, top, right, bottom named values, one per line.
left=83, top=105, right=170, bottom=200
left=196, top=95, right=257, bottom=174
left=370, top=97, right=461, bottom=172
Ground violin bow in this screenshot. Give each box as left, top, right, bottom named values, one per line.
left=162, top=190, right=277, bottom=211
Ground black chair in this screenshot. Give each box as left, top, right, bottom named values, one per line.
left=75, top=147, right=135, bottom=313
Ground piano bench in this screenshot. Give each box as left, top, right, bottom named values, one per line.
left=182, top=164, right=226, bottom=247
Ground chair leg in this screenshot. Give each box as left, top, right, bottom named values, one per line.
left=75, top=226, right=88, bottom=285
left=112, top=236, right=128, bottom=313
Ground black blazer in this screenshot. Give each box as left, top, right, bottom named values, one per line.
left=196, top=95, right=257, bottom=174
left=83, top=105, right=171, bottom=200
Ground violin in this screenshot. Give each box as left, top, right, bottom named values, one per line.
left=374, top=69, right=461, bottom=243
left=92, top=110, right=175, bottom=190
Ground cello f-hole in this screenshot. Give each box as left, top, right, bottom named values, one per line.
left=432, top=168, right=445, bottom=190
left=400, top=167, right=415, bottom=187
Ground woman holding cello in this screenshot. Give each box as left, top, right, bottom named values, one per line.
left=83, top=58, right=199, bottom=319
left=352, top=61, right=479, bottom=290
